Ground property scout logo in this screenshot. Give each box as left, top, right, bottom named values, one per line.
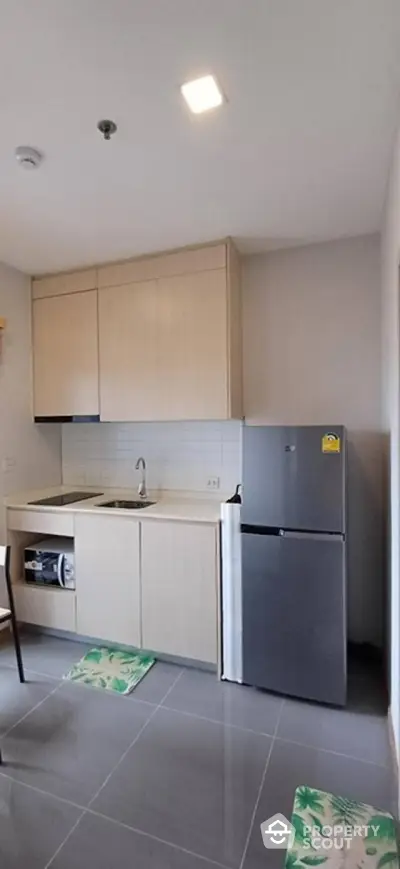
left=260, top=814, right=295, bottom=850
left=261, top=814, right=384, bottom=852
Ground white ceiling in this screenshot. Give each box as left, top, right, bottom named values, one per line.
left=0, top=0, right=400, bottom=275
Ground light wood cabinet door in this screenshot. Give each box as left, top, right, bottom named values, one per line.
left=99, top=280, right=158, bottom=421
left=141, top=521, right=218, bottom=663
left=97, top=243, right=226, bottom=288
left=99, top=269, right=229, bottom=421
left=14, top=585, right=76, bottom=632
left=32, top=268, right=97, bottom=299
left=157, top=268, right=228, bottom=420
left=75, top=514, right=141, bottom=647
left=33, top=290, right=99, bottom=417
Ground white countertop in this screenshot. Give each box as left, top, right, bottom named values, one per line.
left=5, top=485, right=227, bottom=524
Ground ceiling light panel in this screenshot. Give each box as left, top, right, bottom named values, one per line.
left=181, top=74, right=224, bottom=114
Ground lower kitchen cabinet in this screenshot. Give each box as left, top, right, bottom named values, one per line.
left=141, top=521, right=218, bottom=664
left=14, top=585, right=76, bottom=632
left=75, top=514, right=141, bottom=647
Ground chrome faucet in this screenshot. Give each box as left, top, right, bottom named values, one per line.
left=135, top=457, right=147, bottom=500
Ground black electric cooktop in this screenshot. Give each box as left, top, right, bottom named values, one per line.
left=28, top=491, right=103, bottom=507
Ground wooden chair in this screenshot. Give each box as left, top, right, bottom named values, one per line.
left=0, top=545, right=25, bottom=681
left=0, top=545, right=25, bottom=763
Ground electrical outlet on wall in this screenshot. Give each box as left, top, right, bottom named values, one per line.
left=207, top=476, right=220, bottom=490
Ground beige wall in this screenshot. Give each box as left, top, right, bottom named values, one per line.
left=381, top=121, right=400, bottom=771
left=242, top=235, right=383, bottom=646
left=0, top=262, right=61, bottom=596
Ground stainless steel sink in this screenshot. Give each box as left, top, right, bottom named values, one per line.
left=97, top=499, right=155, bottom=510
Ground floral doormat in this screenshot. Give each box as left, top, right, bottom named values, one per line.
left=283, top=786, right=398, bottom=868
left=64, top=647, right=155, bottom=695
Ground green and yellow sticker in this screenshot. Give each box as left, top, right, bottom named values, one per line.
left=322, top=432, right=341, bottom=454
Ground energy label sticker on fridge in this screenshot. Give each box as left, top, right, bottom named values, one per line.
left=322, top=432, right=341, bottom=454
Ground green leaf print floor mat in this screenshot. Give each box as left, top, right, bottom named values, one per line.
left=64, top=647, right=155, bottom=695
left=285, top=787, right=398, bottom=869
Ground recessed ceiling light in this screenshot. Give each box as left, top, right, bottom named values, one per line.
left=180, top=74, right=224, bottom=114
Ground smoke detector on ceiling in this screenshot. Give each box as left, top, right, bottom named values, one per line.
left=15, top=146, right=43, bottom=169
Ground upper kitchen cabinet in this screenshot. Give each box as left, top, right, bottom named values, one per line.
left=99, top=279, right=159, bottom=421
left=32, top=267, right=97, bottom=299
left=33, top=290, right=100, bottom=419
left=98, top=240, right=242, bottom=421
left=156, top=268, right=228, bottom=420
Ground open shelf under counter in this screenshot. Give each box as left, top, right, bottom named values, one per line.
left=7, top=528, right=77, bottom=633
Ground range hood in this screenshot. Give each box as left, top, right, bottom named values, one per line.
left=34, top=415, right=100, bottom=423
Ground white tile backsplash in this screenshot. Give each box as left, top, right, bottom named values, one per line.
left=62, top=421, right=242, bottom=493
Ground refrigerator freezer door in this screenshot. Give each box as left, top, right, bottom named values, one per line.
left=242, top=425, right=346, bottom=533
left=241, top=531, right=346, bottom=705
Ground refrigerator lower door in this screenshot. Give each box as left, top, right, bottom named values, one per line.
left=242, top=531, right=346, bottom=705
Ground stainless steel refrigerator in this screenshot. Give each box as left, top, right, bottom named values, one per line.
left=222, top=424, right=347, bottom=706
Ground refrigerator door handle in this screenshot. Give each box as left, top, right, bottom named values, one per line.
left=279, top=530, right=344, bottom=542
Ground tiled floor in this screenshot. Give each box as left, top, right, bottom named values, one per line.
left=0, top=633, right=394, bottom=869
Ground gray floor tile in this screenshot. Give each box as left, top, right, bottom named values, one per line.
left=347, top=658, right=388, bottom=716
left=0, top=633, right=392, bottom=869
left=277, top=694, right=390, bottom=766
left=242, top=739, right=395, bottom=869
left=93, top=706, right=271, bottom=868
left=0, top=774, right=80, bottom=869
left=163, top=668, right=283, bottom=735
left=51, top=810, right=225, bottom=869
left=0, top=668, right=56, bottom=735
left=1, top=681, right=152, bottom=805
left=129, top=661, right=182, bottom=705
left=0, top=633, right=91, bottom=679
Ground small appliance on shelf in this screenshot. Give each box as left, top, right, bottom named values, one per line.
left=24, top=538, right=75, bottom=590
